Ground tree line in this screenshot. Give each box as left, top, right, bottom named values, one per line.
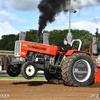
left=0, top=29, right=100, bottom=55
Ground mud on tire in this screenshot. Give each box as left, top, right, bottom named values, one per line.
left=61, top=53, right=95, bottom=87
left=44, top=71, right=64, bottom=84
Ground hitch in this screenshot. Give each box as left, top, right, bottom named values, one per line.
left=49, top=66, right=57, bottom=74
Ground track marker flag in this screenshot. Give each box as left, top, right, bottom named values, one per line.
left=19, top=32, right=26, bottom=41
left=92, top=37, right=98, bottom=54
left=43, top=33, right=49, bottom=45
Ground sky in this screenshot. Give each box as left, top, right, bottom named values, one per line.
left=0, top=0, right=100, bottom=39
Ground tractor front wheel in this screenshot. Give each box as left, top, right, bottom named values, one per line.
left=21, top=61, right=37, bottom=79
left=61, top=53, right=95, bottom=87
left=7, top=65, right=21, bottom=77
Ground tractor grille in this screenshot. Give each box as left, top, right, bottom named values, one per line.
left=14, top=41, right=21, bottom=57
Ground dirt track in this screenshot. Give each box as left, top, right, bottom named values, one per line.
left=0, top=79, right=100, bottom=100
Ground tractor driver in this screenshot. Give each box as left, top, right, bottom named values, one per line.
left=59, top=38, right=72, bottom=62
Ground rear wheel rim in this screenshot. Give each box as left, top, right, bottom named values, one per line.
left=73, top=59, right=91, bottom=82
left=26, top=65, right=35, bottom=76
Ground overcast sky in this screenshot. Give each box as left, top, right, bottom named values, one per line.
left=0, top=0, right=100, bottom=39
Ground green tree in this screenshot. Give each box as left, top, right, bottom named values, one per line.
left=0, top=34, right=17, bottom=50
left=26, top=29, right=43, bottom=43
left=71, top=30, right=93, bottom=52
left=0, top=29, right=94, bottom=53
left=49, top=29, right=68, bottom=46
left=49, top=29, right=93, bottom=52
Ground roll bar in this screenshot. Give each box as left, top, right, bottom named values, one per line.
left=70, top=39, right=82, bottom=50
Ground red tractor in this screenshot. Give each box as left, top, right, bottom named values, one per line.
left=1, top=39, right=96, bottom=87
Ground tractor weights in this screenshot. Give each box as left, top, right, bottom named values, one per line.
left=94, top=56, right=100, bottom=83
left=95, top=67, right=100, bottom=83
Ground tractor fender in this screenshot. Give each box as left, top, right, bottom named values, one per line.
left=65, top=50, right=92, bottom=58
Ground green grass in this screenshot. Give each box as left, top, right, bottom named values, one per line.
left=0, top=77, right=45, bottom=80
left=0, top=71, right=6, bottom=73
left=0, top=71, right=44, bottom=73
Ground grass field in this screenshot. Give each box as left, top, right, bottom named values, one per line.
left=0, top=77, right=45, bottom=80
left=0, top=71, right=44, bottom=73
left=0, top=70, right=45, bottom=79
left=0, top=71, right=6, bottom=73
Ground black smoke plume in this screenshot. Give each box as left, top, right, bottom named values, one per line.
left=37, top=0, right=70, bottom=42
left=37, top=0, right=100, bottom=42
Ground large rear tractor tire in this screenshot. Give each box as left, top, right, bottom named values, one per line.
left=21, top=61, right=37, bottom=79
left=44, top=71, right=64, bottom=84
left=61, top=53, right=95, bottom=87
left=7, top=65, right=21, bottom=77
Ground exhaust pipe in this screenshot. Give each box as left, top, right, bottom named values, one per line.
left=37, top=31, right=40, bottom=43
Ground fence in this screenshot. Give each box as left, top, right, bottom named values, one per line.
left=0, top=50, right=14, bottom=60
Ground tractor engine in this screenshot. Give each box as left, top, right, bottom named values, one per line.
left=34, top=53, right=45, bottom=64
left=28, top=52, right=55, bottom=66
